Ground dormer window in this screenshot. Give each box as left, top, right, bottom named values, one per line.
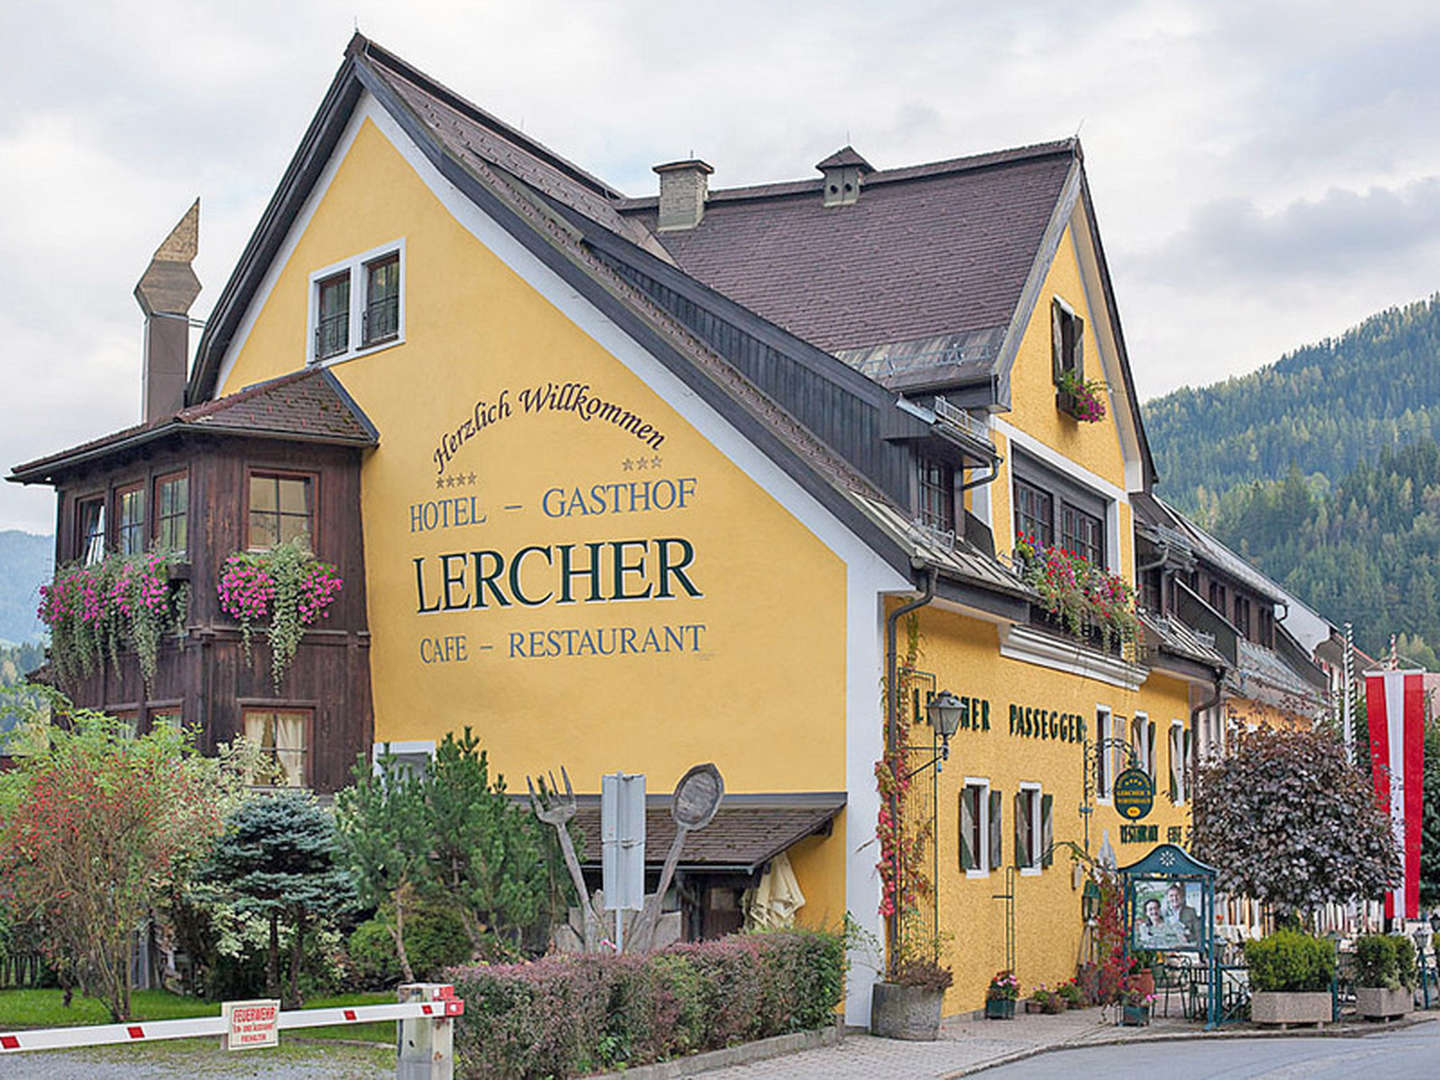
left=308, top=241, right=405, bottom=365
left=917, top=455, right=956, bottom=537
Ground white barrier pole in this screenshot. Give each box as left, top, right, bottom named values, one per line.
left=0, top=993, right=464, bottom=1059
left=397, top=983, right=458, bottom=1080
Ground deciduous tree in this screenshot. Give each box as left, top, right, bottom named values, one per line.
left=1191, top=724, right=1399, bottom=918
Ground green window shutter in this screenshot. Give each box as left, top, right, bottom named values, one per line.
left=1183, top=729, right=1193, bottom=801
left=959, top=789, right=975, bottom=871
left=1147, top=721, right=1157, bottom=783
left=1041, top=794, right=1054, bottom=868
left=989, top=790, right=1003, bottom=872
left=1074, top=314, right=1085, bottom=380
left=1014, top=791, right=1026, bottom=868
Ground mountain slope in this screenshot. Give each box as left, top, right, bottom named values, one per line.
left=1143, top=294, right=1440, bottom=511
left=0, top=530, right=52, bottom=644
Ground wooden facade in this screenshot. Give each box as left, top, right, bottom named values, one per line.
left=42, top=432, right=372, bottom=793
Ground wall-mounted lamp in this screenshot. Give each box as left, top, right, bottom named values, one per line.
left=901, top=689, right=963, bottom=780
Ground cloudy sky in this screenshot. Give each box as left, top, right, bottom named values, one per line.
left=3, top=0, right=1439, bottom=533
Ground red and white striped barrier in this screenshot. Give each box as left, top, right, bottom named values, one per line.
left=0, top=992, right=464, bottom=1053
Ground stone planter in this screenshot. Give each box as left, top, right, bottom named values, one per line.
left=1250, top=990, right=1332, bottom=1027
left=871, top=982, right=943, bottom=1041
left=1356, top=986, right=1410, bottom=1020
left=984, top=998, right=1016, bottom=1020
left=1024, top=999, right=1045, bottom=1014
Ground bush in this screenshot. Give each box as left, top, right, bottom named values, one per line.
left=1355, top=934, right=1416, bottom=990
left=349, top=906, right=472, bottom=987
left=1244, top=929, right=1336, bottom=992
left=448, top=930, right=844, bottom=1079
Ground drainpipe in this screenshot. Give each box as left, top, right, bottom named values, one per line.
left=960, top=456, right=1002, bottom=493
left=884, top=563, right=936, bottom=974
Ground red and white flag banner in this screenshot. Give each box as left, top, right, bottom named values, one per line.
left=1364, top=669, right=1425, bottom=921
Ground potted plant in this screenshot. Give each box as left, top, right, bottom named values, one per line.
left=871, top=958, right=954, bottom=1041
left=985, top=969, right=1020, bottom=1019
left=1245, top=928, right=1336, bottom=1027
left=1030, top=984, right=1066, bottom=1014
left=1120, top=978, right=1155, bottom=1026
left=1055, top=369, right=1108, bottom=422
left=1057, top=977, right=1086, bottom=1010
left=1129, top=949, right=1159, bottom=998
left=1354, top=934, right=1414, bottom=1020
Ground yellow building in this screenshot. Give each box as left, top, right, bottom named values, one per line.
left=21, top=35, right=1349, bottom=1023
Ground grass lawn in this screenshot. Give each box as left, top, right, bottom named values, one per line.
left=0, top=988, right=396, bottom=1043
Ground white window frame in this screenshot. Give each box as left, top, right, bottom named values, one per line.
left=371, top=738, right=435, bottom=778
left=964, top=776, right=991, bottom=878
left=1096, top=706, right=1114, bottom=803
left=306, top=238, right=407, bottom=367
left=1170, top=719, right=1187, bottom=805
left=1019, top=781, right=1043, bottom=877
left=1132, top=712, right=1152, bottom=780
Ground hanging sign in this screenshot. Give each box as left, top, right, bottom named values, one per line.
left=1113, top=768, right=1154, bottom=820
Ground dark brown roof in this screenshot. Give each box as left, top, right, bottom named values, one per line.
left=616, top=142, right=1075, bottom=355
left=10, top=368, right=376, bottom=484
left=570, top=792, right=846, bottom=872
left=815, top=146, right=874, bottom=172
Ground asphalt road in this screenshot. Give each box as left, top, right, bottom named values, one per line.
left=987, top=1019, right=1440, bottom=1079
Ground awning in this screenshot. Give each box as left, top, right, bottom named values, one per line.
left=570, top=791, right=846, bottom=873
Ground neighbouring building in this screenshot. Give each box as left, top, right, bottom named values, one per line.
left=9, top=35, right=1343, bottom=1022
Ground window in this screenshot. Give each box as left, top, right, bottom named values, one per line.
left=248, top=473, right=314, bottom=550
left=960, top=779, right=1001, bottom=875
left=1131, top=714, right=1155, bottom=783
left=917, top=456, right=956, bottom=535
left=308, top=242, right=404, bottom=364
left=1168, top=722, right=1188, bottom=804
left=372, top=740, right=436, bottom=780
left=77, top=496, right=106, bottom=564
left=115, top=483, right=146, bottom=556
left=110, top=708, right=139, bottom=739
left=1014, top=479, right=1054, bottom=547
left=1208, top=581, right=1226, bottom=616
left=1011, top=450, right=1110, bottom=569
left=1051, top=297, right=1084, bottom=382
left=1233, top=595, right=1252, bottom=640
left=243, top=708, right=309, bottom=787
left=1257, top=604, right=1275, bottom=648
left=315, top=272, right=350, bottom=359
left=363, top=253, right=400, bottom=345
left=149, top=707, right=183, bottom=734
left=1014, top=784, right=1053, bottom=873
left=1096, top=707, right=1116, bottom=800
left=154, top=472, right=189, bottom=553
left=1061, top=503, right=1104, bottom=566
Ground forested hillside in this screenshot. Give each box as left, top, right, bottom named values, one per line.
left=1144, top=295, right=1440, bottom=514
left=1143, top=294, right=1440, bottom=660
left=0, top=530, right=51, bottom=645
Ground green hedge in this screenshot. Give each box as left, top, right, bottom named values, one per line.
left=447, top=930, right=844, bottom=1079
left=1355, top=933, right=1416, bottom=990
left=1243, top=929, right=1336, bottom=992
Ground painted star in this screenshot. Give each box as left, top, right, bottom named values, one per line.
left=651, top=456, right=663, bottom=469
left=468, top=473, right=477, bottom=485
left=621, top=458, right=634, bottom=471
left=436, top=477, right=445, bottom=489
left=636, top=457, right=648, bottom=470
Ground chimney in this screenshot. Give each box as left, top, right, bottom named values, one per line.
left=815, top=146, right=874, bottom=207
left=653, top=159, right=713, bottom=231
left=134, top=199, right=201, bottom=422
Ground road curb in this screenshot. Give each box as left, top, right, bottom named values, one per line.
left=589, top=1022, right=841, bottom=1080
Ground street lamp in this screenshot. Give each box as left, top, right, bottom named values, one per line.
left=900, top=689, right=964, bottom=780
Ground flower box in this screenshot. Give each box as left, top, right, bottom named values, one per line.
left=871, top=982, right=943, bottom=1041
left=1356, top=986, right=1410, bottom=1020
left=1121, top=1003, right=1150, bottom=1026
left=984, top=998, right=1015, bottom=1020
left=1250, top=990, right=1332, bottom=1027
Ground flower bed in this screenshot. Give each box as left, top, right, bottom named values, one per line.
left=447, top=930, right=844, bottom=1079
left=37, top=551, right=188, bottom=691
